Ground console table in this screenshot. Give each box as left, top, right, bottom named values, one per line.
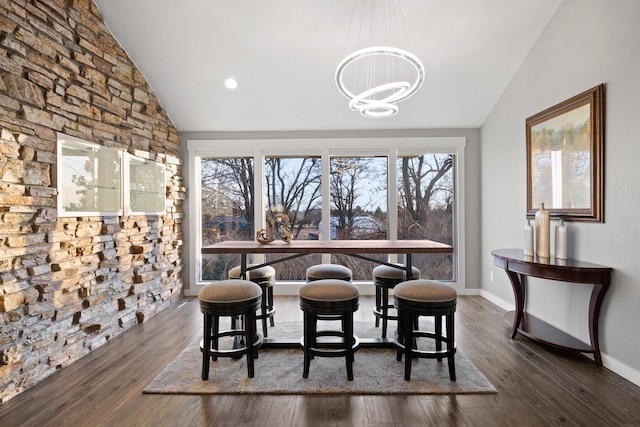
left=492, top=248, right=612, bottom=365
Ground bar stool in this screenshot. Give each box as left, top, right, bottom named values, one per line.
left=306, top=264, right=353, bottom=323
left=299, top=279, right=360, bottom=380
left=393, top=279, right=457, bottom=381
left=306, top=264, right=352, bottom=282
left=199, top=280, right=264, bottom=379
left=372, top=264, right=421, bottom=338
left=229, top=265, right=276, bottom=337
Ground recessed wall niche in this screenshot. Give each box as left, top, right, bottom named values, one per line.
left=125, top=152, right=166, bottom=215
left=56, top=133, right=123, bottom=217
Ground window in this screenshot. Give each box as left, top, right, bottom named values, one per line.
left=264, top=156, right=322, bottom=280
left=187, top=137, right=465, bottom=287
left=397, top=154, right=455, bottom=281
left=330, top=156, right=388, bottom=280
left=57, top=133, right=122, bottom=216
left=200, top=157, right=255, bottom=280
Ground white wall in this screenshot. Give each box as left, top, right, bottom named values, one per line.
left=481, top=0, right=640, bottom=385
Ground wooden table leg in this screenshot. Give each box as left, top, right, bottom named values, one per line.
left=588, top=282, right=608, bottom=366
left=506, top=270, right=526, bottom=339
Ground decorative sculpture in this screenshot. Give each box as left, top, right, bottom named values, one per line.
left=256, top=213, right=292, bottom=244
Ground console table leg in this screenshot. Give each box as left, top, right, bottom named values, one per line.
left=506, top=270, right=525, bottom=339
left=589, top=282, right=607, bottom=366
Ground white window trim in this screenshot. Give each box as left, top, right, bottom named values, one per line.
left=186, top=137, right=466, bottom=295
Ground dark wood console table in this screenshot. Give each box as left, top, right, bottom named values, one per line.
left=492, top=248, right=612, bottom=365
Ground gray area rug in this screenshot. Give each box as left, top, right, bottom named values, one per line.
left=144, top=321, right=497, bottom=395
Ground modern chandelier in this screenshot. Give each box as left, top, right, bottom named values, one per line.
left=335, top=0, right=425, bottom=118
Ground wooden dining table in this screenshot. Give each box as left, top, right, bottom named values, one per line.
left=202, top=239, right=452, bottom=278
left=201, top=238, right=453, bottom=348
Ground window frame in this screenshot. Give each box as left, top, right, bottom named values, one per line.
left=187, top=137, right=466, bottom=292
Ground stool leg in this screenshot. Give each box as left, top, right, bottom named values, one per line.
left=396, top=307, right=403, bottom=362
left=202, top=313, right=211, bottom=380
left=447, top=312, right=456, bottom=381
left=403, top=310, right=414, bottom=380
left=381, top=286, right=389, bottom=338
left=302, top=310, right=312, bottom=378
left=233, top=315, right=244, bottom=354
left=374, top=286, right=381, bottom=327
left=345, top=310, right=355, bottom=381
left=435, top=314, right=443, bottom=361
left=212, top=315, right=219, bottom=362
left=260, top=285, right=268, bottom=338
left=246, top=310, right=256, bottom=378
left=268, top=287, right=275, bottom=327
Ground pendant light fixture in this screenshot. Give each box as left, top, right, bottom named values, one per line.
left=335, top=0, right=425, bottom=118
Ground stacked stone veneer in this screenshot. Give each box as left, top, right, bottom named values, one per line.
left=0, top=0, right=185, bottom=402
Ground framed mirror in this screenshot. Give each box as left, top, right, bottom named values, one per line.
left=526, top=84, right=604, bottom=222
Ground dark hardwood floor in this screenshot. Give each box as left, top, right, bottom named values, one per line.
left=1, top=295, right=639, bottom=426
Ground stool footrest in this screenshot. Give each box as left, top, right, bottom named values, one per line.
left=394, top=332, right=456, bottom=359
left=300, top=334, right=360, bottom=357
left=256, top=307, right=276, bottom=319
left=373, top=305, right=397, bottom=321
left=200, top=332, right=263, bottom=358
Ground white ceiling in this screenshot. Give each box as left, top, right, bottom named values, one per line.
left=93, top=0, right=561, bottom=133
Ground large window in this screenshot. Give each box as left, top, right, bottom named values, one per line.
left=200, top=157, right=255, bottom=280
left=264, top=157, right=322, bottom=280
left=397, top=154, right=455, bottom=280
left=330, top=156, right=388, bottom=280
left=188, top=137, right=465, bottom=288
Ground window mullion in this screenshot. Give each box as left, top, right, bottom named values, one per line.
left=388, top=148, right=398, bottom=263
left=320, top=148, right=331, bottom=264
left=254, top=150, right=265, bottom=264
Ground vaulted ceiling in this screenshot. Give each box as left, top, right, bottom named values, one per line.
left=94, top=0, right=562, bottom=132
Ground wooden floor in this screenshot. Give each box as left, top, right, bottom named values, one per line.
left=1, top=295, right=639, bottom=426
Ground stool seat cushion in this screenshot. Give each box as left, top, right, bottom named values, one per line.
left=373, top=264, right=420, bottom=280
left=306, top=264, right=352, bottom=280
left=199, top=280, right=262, bottom=303
left=300, top=279, right=359, bottom=302
left=229, top=265, right=275, bottom=280
left=394, top=280, right=457, bottom=303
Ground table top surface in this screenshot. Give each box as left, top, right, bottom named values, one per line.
left=203, top=239, right=453, bottom=255
left=491, top=248, right=612, bottom=271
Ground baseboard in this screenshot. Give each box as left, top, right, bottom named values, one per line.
left=602, top=354, right=640, bottom=387
left=479, top=289, right=515, bottom=312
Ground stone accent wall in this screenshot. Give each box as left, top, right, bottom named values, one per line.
left=0, top=0, right=185, bottom=402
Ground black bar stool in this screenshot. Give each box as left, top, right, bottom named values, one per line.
left=372, top=263, right=420, bottom=338
left=306, top=264, right=352, bottom=282
left=199, top=280, right=263, bottom=379
left=229, top=265, right=276, bottom=337
left=299, top=279, right=360, bottom=380
left=393, top=279, right=457, bottom=381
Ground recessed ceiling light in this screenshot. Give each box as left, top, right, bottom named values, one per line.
left=224, top=78, right=238, bottom=90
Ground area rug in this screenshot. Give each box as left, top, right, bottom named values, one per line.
left=143, top=321, right=496, bottom=395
